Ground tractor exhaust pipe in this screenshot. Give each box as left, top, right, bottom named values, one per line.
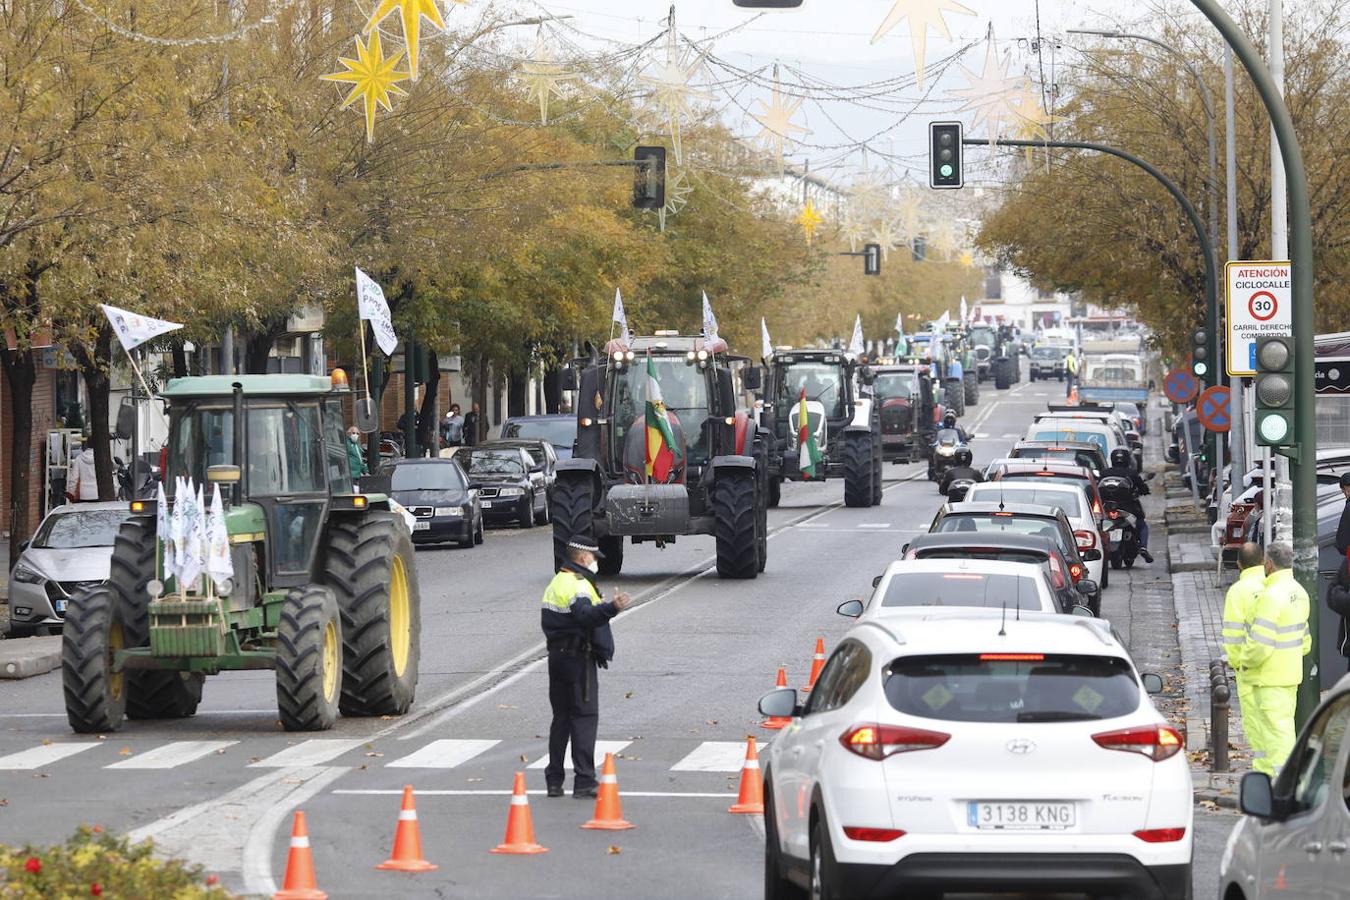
left=232, top=381, right=244, bottom=505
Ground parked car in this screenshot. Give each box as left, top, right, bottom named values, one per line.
left=1220, top=672, right=1350, bottom=898
left=452, top=445, right=549, bottom=528
left=382, top=458, right=483, bottom=548
left=6, top=502, right=133, bottom=636
left=853, top=558, right=1063, bottom=616
left=483, top=438, right=558, bottom=499
left=901, top=531, right=1097, bottom=616
left=760, top=611, right=1191, bottom=900
left=498, top=414, right=577, bottom=461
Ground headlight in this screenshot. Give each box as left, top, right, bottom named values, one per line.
left=435, top=506, right=465, bottom=517
left=937, top=446, right=955, bottom=457
left=498, top=487, right=525, bottom=497
left=11, top=563, right=43, bottom=584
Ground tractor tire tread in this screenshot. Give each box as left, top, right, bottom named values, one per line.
left=842, top=434, right=874, bottom=508
left=61, top=587, right=127, bottom=734
left=275, top=585, right=341, bottom=732
left=551, top=477, right=595, bottom=572
left=713, top=472, right=758, bottom=579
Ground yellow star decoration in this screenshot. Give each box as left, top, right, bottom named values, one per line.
left=364, top=0, right=456, bottom=81
left=658, top=168, right=693, bottom=232
left=870, top=0, right=976, bottom=90
left=322, top=31, right=411, bottom=142
left=948, top=31, right=1020, bottom=138
left=1007, top=81, right=1064, bottom=145
left=797, top=199, right=825, bottom=246
left=639, top=16, right=711, bottom=165
left=518, top=35, right=577, bottom=125
left=959, top=249, right=976, bottom=268
left=752, top=65, right=811, bottom=173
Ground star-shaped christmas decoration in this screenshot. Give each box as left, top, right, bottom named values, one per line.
left=364, top=0, right=456, bottom=81
left=948, top=31, right=1021, bottom=137
left=322, top=31, right=411, bottom=142
left=517, top=34, right=577, bottom=125
left=848, top=169, right=890, bottom=221
left=893, top=190, right=924, bottom=241
left=658, top=168, right=693, bottom=232
left=871, top=218, right=904, bottom=261
left=870, top=0, right=976, bottom=90
left=797, top=199, right=825, bottom=246
left=958, top=249, right=976, bottom=268
left=1007, top=81, right=1064, bottom=143
left=839, top=209, right=870, bottom=253
left=930, top=220, right=959, bottom=261
left=639, top=15, right=711, bottom=165
left=752, top=65, right=810, bottom=173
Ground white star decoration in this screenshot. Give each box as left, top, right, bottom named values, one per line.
left=948, top=31, right=1021, bottom=137
left=839, top=209, right=870, bottom=254
left=517, top=33, right=577, bottom=125
left=870, top=0, right=976, bottom=90
left=752, top=65, right=811, bottom=173
left=639, top=16, right=711, bottom=165
left=871, top=217, right=904, bottom=261
left=658, top=168, right=693, bottom=232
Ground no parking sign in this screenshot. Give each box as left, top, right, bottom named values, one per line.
left=1226, top=261, right=1292, bottom=375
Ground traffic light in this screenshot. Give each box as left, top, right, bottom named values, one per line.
left=1254, top=334, right=1296, bottom=447
left=863, top=243, right=881, bottom=276
left=912, top=236, right=926, bottom=262
left=633, top=146, right=666, bottom=209
left=929, top=122, right=963, bottom=189
left=1190, top=328, right=1209, bottom=381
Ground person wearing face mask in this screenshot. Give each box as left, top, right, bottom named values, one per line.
left=346, top=427, right=368, bottom=480
left=540, top=540, right=632, bottom=798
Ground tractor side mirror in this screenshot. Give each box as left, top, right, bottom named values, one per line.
left=355, top=396, right=379, bottom=434
left=563, top=363, right=581, bottom=393
left=742, top=367, right=763, bottom=392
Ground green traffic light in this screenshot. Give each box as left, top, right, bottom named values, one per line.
left=939, top=164, right=953, bottom=177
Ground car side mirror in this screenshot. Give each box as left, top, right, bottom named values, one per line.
left=1140, top=673, right=1165, bottom=695
left=1076, top=579, right=1098, bottom=597
left=871, top=575, right=883, bottom=589
left=837, top=599, right=864, bottom=618
left=15, top=539, right=29, bottom=555
left=1082, top=548, right=1103, bottom=562
left=743, top=367, right=763, bottom=392
left=860, top=366, right=876, bottom=386
left=1070, top=604, right=1095, bottom=618
left=758, top=687, right=800, bottom=719
left=1240, top=771, right=1276, bottom=819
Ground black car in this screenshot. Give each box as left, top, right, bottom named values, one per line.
left=902, top=531, right=1097, bottom=615
left=383, top=458, right=483, bottom=548
left=483, top=438, right=557, bottom=501
left=454, top=445, right=549, bottom=528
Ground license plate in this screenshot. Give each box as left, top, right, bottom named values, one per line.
left=413, top=521, right=430, bottom=531
left=481, top=501, right=494, bottom=508
left=968, top=801, right=1075, bottom=830
left=54, top=598, right=67, bottom=613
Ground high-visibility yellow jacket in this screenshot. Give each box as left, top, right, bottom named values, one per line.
left=1240, top=568, right=1311, bottom=687
left=1066, top=353, right=1079, bottom=374
left=1222, top=565, right=1266, bottom=671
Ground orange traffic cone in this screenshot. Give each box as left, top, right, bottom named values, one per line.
left=582, top=753, right=634, bottom=830
left=1068, top=387, right=1080, bottom=405
left=376, top=785, right=438, bottom=872
left=728, top=736, right=765, bottom=815
left=802, top=638, right=826, bottom=692
left=761, top=667, right=792, bottom=730
left=491, top=772, right=548, bottom=854
left=273, top=811, right=326, bottom=900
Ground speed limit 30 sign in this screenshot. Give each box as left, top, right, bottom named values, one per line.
left=1226, top=260, right=1292, bottom=375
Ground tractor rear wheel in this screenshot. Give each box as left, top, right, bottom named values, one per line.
left=713, top=470, right=758, bottom=579
left=945, top=379, right=965, bottom=416
left=870, top=432, right=883, bottom=505
left=551, top=476, right=595, bottom=572
left=276, top=585, right=342, bottom=732
left=843, top=433, right=874, bottom=508
left=768, top=476, right=782, bottom=508
left=62, top=586, right=129, bottom=734
left=994, top=359, right=1012, bottom=390
left=326, top=514, right=421, bottom=717
left=106, top=519, right=202, bottom=720
left=598, top=536, right=625, bottom=576
left=964, top=371, right=979, bottom=406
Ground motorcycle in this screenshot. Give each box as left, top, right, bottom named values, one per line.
left=944, top=468, right=979, bottom=502
left=928, top=428, right=972, bottom=485
left=1098, top=475, right=1141, bottom=569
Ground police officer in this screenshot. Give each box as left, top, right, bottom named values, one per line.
left=1101, top=447, right=1153, bottom=563
left=1222, top=542, right=1268, bottom=765
left=541, top=540, right=632, bottom=798
left=1239, top=542, right=1312, bottom=775
left=1335, top=472, right=1350, bottom=557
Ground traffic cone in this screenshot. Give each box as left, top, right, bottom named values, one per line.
left=582, top=753, right=634, bottom=830
left=728, top=736, right=764, bottom=815
left=376, top=785, right=438, bottom=872
left=490, top=772, right=548, bottom=854
left=1068, top=387, right=1080, bottom=405
left=273, top=811, right=326, bottom=900
left=761, top=666, right=792, bottom=730
left=802, top=638, right=826, bottom=693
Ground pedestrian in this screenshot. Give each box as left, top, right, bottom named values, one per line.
left=1327, top=556, right=1350, bottom=674
left=540, top=539, right=631, bottom=798
left=1335, top=472, right=1350, bottom=557
left=1238, top=542, right=1311, bottom=776
left=442, top=404, right=465, bottom=446
left=346, top=427, right=368, bottom=480
left=1222, top=542, right=1268, bottom=764
left=1065, top=348, right=1079, bottom=398
left=69, top=444, right=100, bottom=502
left=463, top=402, right=481, bottom=446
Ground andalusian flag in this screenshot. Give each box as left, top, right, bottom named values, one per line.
left=645, top=356, right=681, bottom=481
left=798, top=388, right=823, bottom=478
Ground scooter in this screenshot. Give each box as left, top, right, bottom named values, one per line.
left=1098, top=475, right=1141, bottom=569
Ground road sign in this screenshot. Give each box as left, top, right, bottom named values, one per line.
left=1164, top=369, right=1199, bottom=404
left=1226, top=260, right=1292, bottom=375
left=1196, top=385, right=1232, bottom=433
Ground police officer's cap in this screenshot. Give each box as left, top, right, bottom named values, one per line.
left=1339, top=472, right=1350, bottom=488
left=566, top=539, right=605, bottom=559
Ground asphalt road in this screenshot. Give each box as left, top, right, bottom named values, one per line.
left=0, top=372, right=1236, bottom=899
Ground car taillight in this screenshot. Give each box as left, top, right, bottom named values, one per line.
left=1092, top=499, right=1103, bottom=518
left=1091, top=725, right=1183, bottom=762
left=841, top=724, right=950, bottom=760
left=843, top=827, right=906, bottom=842
left=1074, top=529, right=1097, bottom=550
left=1107, top=509, right=1121, bottom=520
left=1133, top=828, right=1187, bottom=843
left=1068, top=563, right=1084, bottom=582
left=979, top=653, right=1045, bottom=661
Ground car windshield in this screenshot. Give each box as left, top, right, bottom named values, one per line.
left=880, top=572, right=1041, bottom=610
left=33, top=509, right=130, bottom=549
left=1031, top=347, right=1060, bottom=359
left=458, top=450, right=524, bottom=477
left=934, top=514, right=1063, bottom=542
left=388, top=463, right=465, bottom=492
left=1012, top=447, right=1099, bottom=469
left=1032, top=430, right=1109, bottom=454
left=501, top=419, right=575, bottom=450
left=873, top=372, right=917, bottom=400
left=969, top=328, right=996, bottom=347
left=968, top=486, right=1085, bottom=518
left=913, top=548, right=1047, bottom=566
left=885, top=654, right=1140, bottom=723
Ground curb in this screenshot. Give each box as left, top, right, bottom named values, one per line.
left=0, top=635, right=61, bottom=679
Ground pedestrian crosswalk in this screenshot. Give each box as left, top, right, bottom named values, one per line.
left=0, top=737, right=762, bottom=775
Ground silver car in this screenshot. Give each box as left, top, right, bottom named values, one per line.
left=6, top=502, right=131, bottom=636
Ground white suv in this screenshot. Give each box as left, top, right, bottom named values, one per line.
left=761, top=611, right=1192, bottom=900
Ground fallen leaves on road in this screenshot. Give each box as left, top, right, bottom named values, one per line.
left=519, top=754, right=529, bottom=762
left=624, top=691, right=634, bottom=699
left=41, top=739, right=51, bottom=746
left=705, top=720, right=718, bottom=726
left=0, top=798, right=8, bottom=807
left=365, top=752, right=384, bottom=758
left=117, top=748, right=131, bottom=757
left=607, top=845, right=621, bottom=855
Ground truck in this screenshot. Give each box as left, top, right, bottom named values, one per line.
left=1079, top=347, right=1150, bottom=404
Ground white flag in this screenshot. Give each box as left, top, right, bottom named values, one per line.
left=701, top=292, right=719, bottom=343
left=936, top=310, right=951, bottom=330
left=611, top=288, right=631, bottom=344
left=206, top=484, right=234, bottom=592
left=761, top=318, right=773, bottom=360
left=895, top=312, right=905, bottom=337
left=169, top=477, right=187, bottom=586
left=355, top=267, right=399, bottom=357
left=960, top=296, right=968, bottom=322
left=156, top=483, right=170, bottom=545
left=179, top=484, right=206, bottom=592
left=101, top=303, right=183, bottom=353
left=848, top=315, right=865, bottom=356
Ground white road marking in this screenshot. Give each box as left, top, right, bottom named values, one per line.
left=526, top=740, right=630, bottom=770
left=671, top=741, right=754, bottom=772
left=857, top=523, right=891, bottom=529
left=248, top=739, right=364, bottom=768
left=106, top=741, right=238, bottom=770
left=386, top=738, right=500, bottom=769
left=0, top=742, right=100, bottom=770
left=332, top=788, right=737, bottom=798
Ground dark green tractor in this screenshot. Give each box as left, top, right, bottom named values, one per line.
left=62, top=375, right=422, bottom=734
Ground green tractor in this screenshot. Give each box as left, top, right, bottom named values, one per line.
left=62, top=375, right=422, bottom=734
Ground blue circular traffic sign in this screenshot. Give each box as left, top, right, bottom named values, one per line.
left=1164, top=369, right=1199, bottom=404
left=1197, top=385, right=1231, bottom=433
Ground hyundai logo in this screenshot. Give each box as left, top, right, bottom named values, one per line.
left=1005, top=738, right=1037, bottom=755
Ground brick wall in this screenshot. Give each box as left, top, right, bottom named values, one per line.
left=0, top=357, right=57, bottom=538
